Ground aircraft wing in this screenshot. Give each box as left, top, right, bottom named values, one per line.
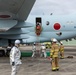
left=0, top=0, right=36, bottom=21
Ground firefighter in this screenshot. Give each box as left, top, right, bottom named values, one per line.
left=36, top=22, right=42, bottom=36
left=59, top=41, right=64, bottom=59
left=40, top=43, right=47, bottom=58
left=10, top=40, right=22, bottom=75
left=50, top=38, right=60, bottom=71
left=32, top=42, right=36, bottom=57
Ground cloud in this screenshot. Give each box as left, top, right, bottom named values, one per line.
left=30, top=0, right=76, bottom=15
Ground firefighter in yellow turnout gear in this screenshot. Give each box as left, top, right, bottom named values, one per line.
left=59, top=42, right=64, bottom=59
left=50, top=39, right=60, bottom=71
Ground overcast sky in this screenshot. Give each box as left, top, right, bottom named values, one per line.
left=30, top=0, right=76, bottom=15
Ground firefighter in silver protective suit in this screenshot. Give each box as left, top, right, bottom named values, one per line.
left=40, top=43, right=47, bottom=58
left=32, top=42, right=36, bottom=57
left=10, top=40, right=22, bottom=75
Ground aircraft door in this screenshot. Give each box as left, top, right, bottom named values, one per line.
left=36, top=17, right=42, bottom=24
left=35, top=17, right=42, bottom=36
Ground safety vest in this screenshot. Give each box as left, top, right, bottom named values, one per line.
left=50, top=44, right=59, bottom=58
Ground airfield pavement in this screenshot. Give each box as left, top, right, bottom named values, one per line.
left=0, top=46, right=76, bottom=75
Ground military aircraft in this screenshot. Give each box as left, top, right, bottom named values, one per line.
left=0, top=0, right=76, bottom=47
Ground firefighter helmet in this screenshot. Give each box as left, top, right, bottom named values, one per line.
left=60, top=41, right=63, bottom=44
left=52, top=38, right=57, bottom=42
left=15, top=40, right=20, bottom=44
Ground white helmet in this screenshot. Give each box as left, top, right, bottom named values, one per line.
left=15, top=40, right=20, bottom=44
left=60, top=41, right=63, bottom=44
left=52, top=38, right=57, bottom=42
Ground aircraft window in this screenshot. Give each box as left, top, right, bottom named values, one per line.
left=46, top=21, right=49, bottom=25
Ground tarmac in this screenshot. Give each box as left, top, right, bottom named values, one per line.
left=0, top=46, right=76, bottom=75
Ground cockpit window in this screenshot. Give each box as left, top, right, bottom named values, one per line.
left=46, top=21, right=49, bottom=25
